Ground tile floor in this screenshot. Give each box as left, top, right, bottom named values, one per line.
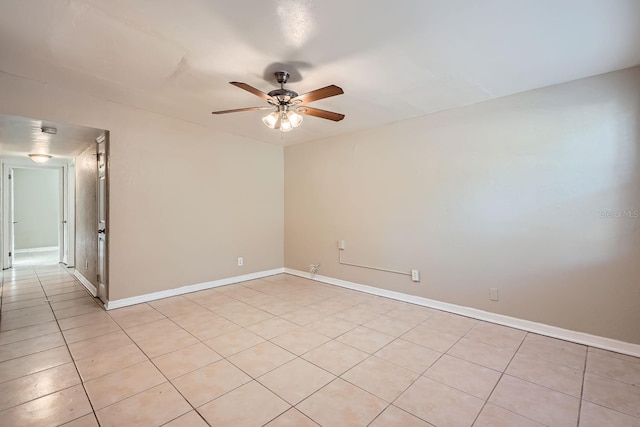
left=1, top=260, right=639, bottom=426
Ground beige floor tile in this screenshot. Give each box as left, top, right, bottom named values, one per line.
left=265, top=408, right=320, bottom=426
left=375, top=339, right=442, bottom=374
left=54, top=304, right=104, bottom=320
left=62, top=319, right=121, bottom=344
left=401, top=324, right=460, bottom=352
left=0, top=345, right=71, bottom=383
left=228, top=341, right=296, bottom=377
left=0, top=321, right=59, bottom=346
left=305, top=299, right=352, bottom=315
left=369, top=405, right=435, bottom=427
left=0, top=331, right=65, bottom=363
left=385, top=307, right=436, bottom=324
left=422, top=313, right=478, bottom=337
left=60, top=413, right=100, bottom=426
left=281, top=306, right=327, bottom=326
left=0, top=384, right=92, bottom=427
left=83, top=360, right=166, bottom=409
left=303, top=340, right=369, bottom=375
left=306, top=315, right=358, bottom=338
left=182, top=315, right=241, bottom=341
left=586, top=350, right=640, bottom=385
left=222, top=306, right=273, bottom=326
left=67, top=330, right=133, bottom=361
left=48, top=290, right=93, bottom=303
left=464, top=322, right=526, bottom=350
left=124, top=318, right=179, bottom=341
left=198, top=380, right=290, bottom=426
left=169, top=308, right=219, bottom=329
left=258, top=358, right=335, bottom=405
left=0, top=362, right=80, bottom=411
left=148, top=296, right=202, bottom=317
left=518, top=334, right=587, bottom=370
left=152, top=342, right=221, bottom=379
left=162, top=410, right=209, bottom=427
left=589, top=347, right=640, bottom=365
left=203, top=328, right=265, bottom=357
left=135, top=327, right=199, bottom=358
left=171, top=359, right=251, bottom=407
left=473, top=403, right=545, bottom=427
left=1, top=298, right=48, bottom=311
left=108, top=303, right=165, bottom=328
left=355, top=298, right=401, bottom=314
left=334, top=306, right=380, bottom=324
left=335, top=326, right=395, bottom=353
left=342, top=356, right=419, bottom=402
left=425, top=354, right=501, bottom=399
left=447, top=337, right=515, bottom=371
left=49, top=296, right=97, bottom=310
left=259, top=299, right=302, bottom=315
left=583, top=372, right=640, bottom=417
left=297, top=378, right=387, bottom=427
left=489, top=375, right=580, bottom=426
left=57, top=311, right=112, bottom=331
left=271, top=328, right=332, bottom=355
left=364, top=315, right=415, bottom=337
left=507, top=352, right=583, bottom=397
left=96, top=382, right=190, bottom=427
left=0, top=310, right=55, bottom=331
left=395, top=376, right=484, bottom=427
left=579, top=400, right=640, bottom=427
left=75, top=343, right=148, bottom=381
left=247, top=317, right=300, bottom=339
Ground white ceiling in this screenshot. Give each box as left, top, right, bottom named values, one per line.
left=1, top=0, right=639, bottom=149
left=0, top=114, right=103, bottom=161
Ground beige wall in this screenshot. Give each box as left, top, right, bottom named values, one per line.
left=13, top=168, right=59, bottom=249
left=75, top=145, right=98, bottom=286
left=285, top=67, right=640, bottom=344
left=0, top=71, right=284, bottom=301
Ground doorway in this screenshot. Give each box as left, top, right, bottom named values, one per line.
left=10, top=167, right=63, bottom=267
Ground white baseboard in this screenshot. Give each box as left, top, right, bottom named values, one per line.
left=284, top=268, right=640, bottom=358
left=73, top=270, right=97, bottom=297
left=15, top=246, right=58, bottom=253
left=105, top=268, right=285, bottom=310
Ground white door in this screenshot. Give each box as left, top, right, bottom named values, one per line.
left=97, top=137, right=107, bottom=302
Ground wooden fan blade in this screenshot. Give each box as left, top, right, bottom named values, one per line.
left=293, top=85, right=344, bottom=104
left=230, top=82, right=273, bottom=101
left=296, top=106, right=345, bottom=122
left=212, top=106, right=273, bottom=114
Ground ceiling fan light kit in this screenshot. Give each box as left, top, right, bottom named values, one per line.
left=212, top=70, right=345, bottom=132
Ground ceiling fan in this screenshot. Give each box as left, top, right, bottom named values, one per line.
left=212, top=71, right=345, bottom=132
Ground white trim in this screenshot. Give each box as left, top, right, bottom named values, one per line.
left=73, top=270, right=97, bottom=297
left=284, top=268, right=640, bottom=358
left=105, top=268, right=285, bottom=310
left=15, top=246, right=59, bottom=253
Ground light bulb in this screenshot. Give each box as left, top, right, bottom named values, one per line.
left=262, top=111, right=279, bottom=129
left=287, top=111, right=303, bottom=128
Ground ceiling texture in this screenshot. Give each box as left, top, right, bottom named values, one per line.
left=1, top=0, right=640, bottom=152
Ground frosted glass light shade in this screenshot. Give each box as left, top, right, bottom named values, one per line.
left=262, top=111, right=280, bottom=129
left=28, top=154, right=52, bottom=164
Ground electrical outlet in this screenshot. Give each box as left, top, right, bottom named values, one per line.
left=490, top=288, right=499, bottom=301
left=85, top=260, right=88, bottom=270
left=237, top=257, right=244, bottom=267
left=411, top=269, right=420, bottom=282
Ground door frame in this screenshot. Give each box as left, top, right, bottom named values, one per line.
left=1, top=159, right=72, bottom=269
